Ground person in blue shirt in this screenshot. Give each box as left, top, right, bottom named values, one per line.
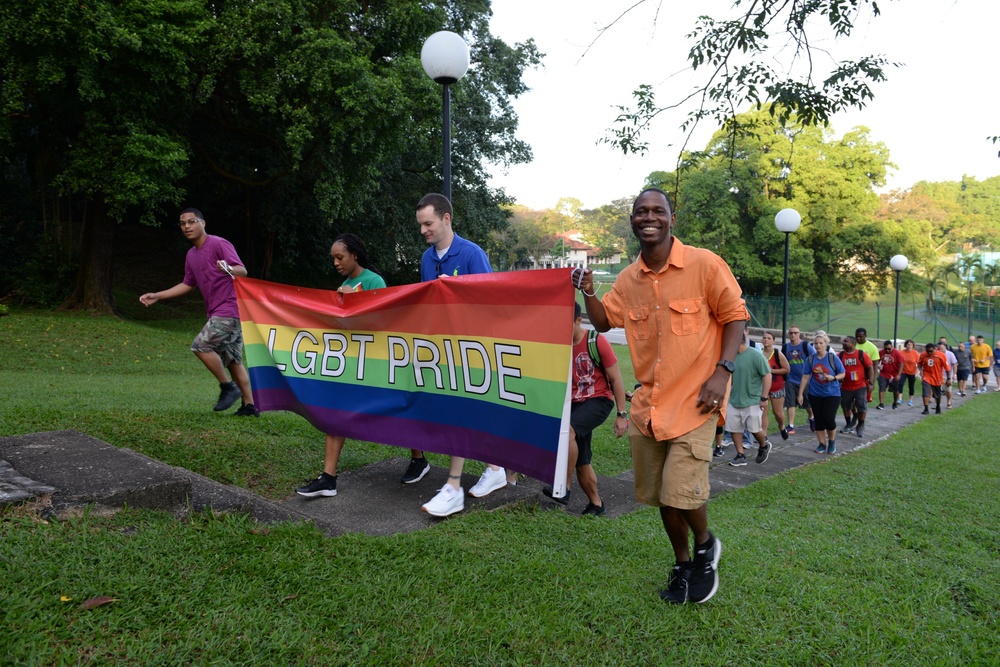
left=797, top=333, right=846, bottom=455
left=406, top=194, right=508, bottom=518
left=782, top=326, right=816, bottom=435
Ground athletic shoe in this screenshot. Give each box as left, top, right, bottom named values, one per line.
left=400, top=458, right=430, bottom=484
left=755, top=441, right=772, bottom=464
left=935, top=406, right=942, bottom=414
left=780, top=427, right=789, bottom=441
left=921, top=407, right=929, bottom=415
left=892, top=402, right=898, bottom=410
left=729, top=453, right=747, bottom=467
left=688, top=534, right=722, bottom=603
left=582, top=502, right=607, bottom=516
left=542, top=486, right=571, bottom=505
left=959, top=391, right=966, bottom=397
left=842, top=425, right=855, bottom=435
left=660, top=563, right=693, bottom=604
left=855, top=424, right=865, bottom=439
left=786, top=425, right=796, bottom=435
left=214, top=382, right=241, bottom=411
left=876, top=403, right=885, bottom=410
left=296, top=473, right=337, bottom=498
left=907, top=400, right=913, bottom=407
left=827, top=440, right=837, bottom=454
left=421, top=484, right=464, bottom=517
left=814, top=443, right=827, bottom=454
left=809, top=417, right=816, bottom=432
left=469, top=467, right=507, bottom=498
left=712, top=446, right=725, bottom=458
left=233, top=403, right=258, bottom=417
left=897, top=397, right=903, bottom=404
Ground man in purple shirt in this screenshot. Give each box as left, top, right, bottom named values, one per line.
left=139, top=208, right=255, bottom=415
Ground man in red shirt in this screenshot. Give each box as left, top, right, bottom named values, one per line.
left=876, top=339, right=904, bottom=410
left=917, top=342, right=950, bottom=415
left=838, top=336, right=874, bottom=438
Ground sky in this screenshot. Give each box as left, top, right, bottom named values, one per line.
left=485, top=0, right=1000, bottom=210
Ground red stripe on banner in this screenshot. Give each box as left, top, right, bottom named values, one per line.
left=235, top=270, right=576, bottom=343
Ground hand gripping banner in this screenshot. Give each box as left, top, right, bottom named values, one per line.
left=234, top=270, right=575, bottom=492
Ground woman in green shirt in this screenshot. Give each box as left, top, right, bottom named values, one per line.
left=332, top=233, right=387, bottom=293
left=297, top=233, right=386, bottom=498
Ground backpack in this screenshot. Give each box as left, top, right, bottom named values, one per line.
left=587, top=329, right=609, bottom=382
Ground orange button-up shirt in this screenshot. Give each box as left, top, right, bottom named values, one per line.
left=602, top=237, right=748, bottom=441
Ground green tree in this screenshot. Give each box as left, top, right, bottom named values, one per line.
left=0, top=0, right=541, bottom=309
left=0, top=0, right=211, bottom=311
left=602, top=0, right=894, bottom=156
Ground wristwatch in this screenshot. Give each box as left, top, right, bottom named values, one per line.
left=717, top=360, right=735, bottom=373
left=617, top=411, right=628, bottom=419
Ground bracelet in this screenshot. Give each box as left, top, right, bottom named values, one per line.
left=580, top=287, right=596, bottom=297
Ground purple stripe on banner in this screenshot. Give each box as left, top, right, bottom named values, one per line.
left=255, top=387, right=556, bottom=482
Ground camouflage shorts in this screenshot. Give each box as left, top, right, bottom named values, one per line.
left=191, top=317, right=244, bottom=367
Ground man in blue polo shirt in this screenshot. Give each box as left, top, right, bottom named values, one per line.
left=406, top=194, right=509, bottom=518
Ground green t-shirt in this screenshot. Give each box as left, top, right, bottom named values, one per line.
left=857, top=340, right=880, bottom=364
left=729, top=346, right=772, bottom=409
left=343, top=268, right=386, bottom=291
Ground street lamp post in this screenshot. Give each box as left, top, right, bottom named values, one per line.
left=774, top=208, right=802, bottom=347
left=421, top=31, right=470, bottom=202
left=890, top=254, right=909, bottom=345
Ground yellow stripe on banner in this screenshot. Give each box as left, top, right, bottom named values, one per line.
left=242, top=322, right=571, bottom=384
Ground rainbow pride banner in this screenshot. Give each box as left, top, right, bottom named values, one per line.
left=234, top=270, right=575, bottom=488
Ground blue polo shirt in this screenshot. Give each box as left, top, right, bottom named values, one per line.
left=420, top=233, right=492, bottom=281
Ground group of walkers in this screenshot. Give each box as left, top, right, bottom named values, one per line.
left=141, top=188, right=998, bottom=609
left=710, top=325, right=1000, bottom=460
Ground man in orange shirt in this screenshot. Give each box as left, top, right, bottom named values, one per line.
left=573, top=188, right=747, bottom=605
left=970, top=335, right=993, bottom=393
left=917, top=342, right=950, bottom=415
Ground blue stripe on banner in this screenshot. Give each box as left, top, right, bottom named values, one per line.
left=248, top=366, right=561, bottom=454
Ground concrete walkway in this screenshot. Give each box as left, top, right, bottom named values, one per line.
left=0, top=388, right=984, bottom=535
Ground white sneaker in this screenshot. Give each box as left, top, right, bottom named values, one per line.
left=422, top=484, right=465, bottom=517
left=469, top=467, right=508, bottom=498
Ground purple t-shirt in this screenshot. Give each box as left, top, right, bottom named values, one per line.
left=183, top=235, right=243, bottom=319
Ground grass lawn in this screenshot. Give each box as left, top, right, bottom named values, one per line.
left=2, top=310, right=999, bottom=665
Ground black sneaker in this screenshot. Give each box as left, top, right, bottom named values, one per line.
left=214, top=382, right=242, bottom=411
left=892, top=402, right=898, bottom=410
left=935, top=406, right=942, bottom=414
left=842, top=425, right=855, bottom=435
left=729, top=453, right=747, bottom=467
left=542, top=486, right=570, bottom=505
left=855, top=424, right=864, bottom=438
left=233, top=404, right=259, bottom=417
left=689, top=534, right=722, bottom=603
left=659, top=563, right=693, bottom=604
left=296, top=473, right=337, bottom=498
left=779, top=427, right=788, bottom=440
left=921, top=407, right=929, bottom=415
left=581, top=502, right=606, bottom=516
left=755, top=440, right=772, bottom=464
left=400, top=458, right=430, bottom=484
left=876, top=403, right=885, bottom=410
left=712, top=446, right=725, bottom=458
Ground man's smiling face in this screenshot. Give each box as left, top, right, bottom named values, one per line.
left=630, top=190, right=674, bottom=246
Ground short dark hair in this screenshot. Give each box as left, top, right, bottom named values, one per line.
left=844, top=336, right=856, bottom=344
left=180, top=207, right=203, bottom=220
left=883, top=339, right=893, bottom=347
left=416, top=193, right=452, bottom=220
left=855, top=327, right=867, bottom=335
left=632, top=188, right=674, bottom=216
left=925, top=342, right=936, bottom=351
left=574, top=302, right=582, bottom=320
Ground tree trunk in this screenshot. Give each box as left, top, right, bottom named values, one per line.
left=60, top=200, right=116, bottom=314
